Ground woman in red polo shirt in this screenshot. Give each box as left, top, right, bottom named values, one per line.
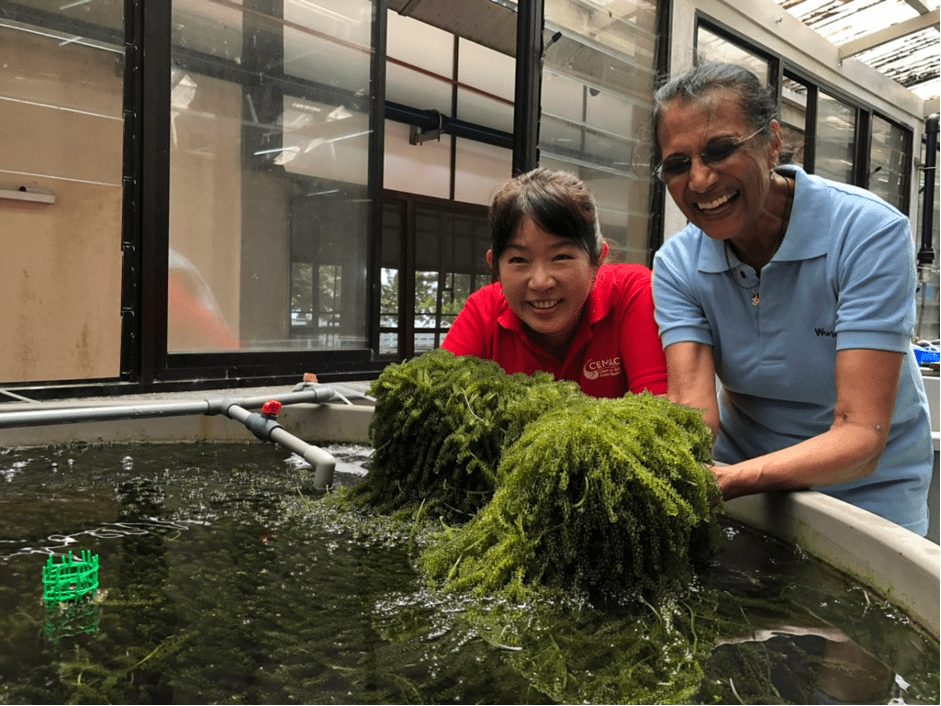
left=441, top=168, right=667, bottom=398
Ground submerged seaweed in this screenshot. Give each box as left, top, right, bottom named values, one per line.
left=1, top=439, right=938, bottom=705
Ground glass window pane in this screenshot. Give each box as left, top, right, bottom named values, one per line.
left=386, top=61, right=453, bottom=115
left=546, top=0, right=657, bottom=61
left=414, top=204, right=490, bottom=351
left=815, top=91, right=856, bottom=184
left=453, top=138, right=513, bottom=206
left=915, top=132, right=939, bottom=341
left=169, top=0, right=375, bottom=353
left=541, top=0, right=658, bottom=265
left=456, top=38, right=514, bottom=132
left=696, top=26, right=771, bottom=84
left=456, top=87, right=514, bottom=134
left=380, top=201, right=404, bottom=358
left=384, top=122, right=453, bottom=198
left=379, top=267, right=400, bottom=356
left=781, top=76, right=808, bottom=168
left=387, top=10, right=454, bottom=77
left=0, top=10, right=124, bottom=382
left=869, top=114, right=909, bottom=212
left=458, top=39, right=514, bottom=101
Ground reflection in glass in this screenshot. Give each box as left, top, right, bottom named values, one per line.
left=780, top=76, right=807, bottom=168
left=169, top=0, right=375, bottom=353
left=379, top=267, right=400, bottom=357
left=413, top=205, right=490, bottom=351
left=815, top=92, right=856, bottom=185
left=541, top=0, right=659, bottom=266
left=380, top=198, right=490, bottom=358
left=696, top=26, right=770, bottom=84
left=869, top=114, right=909, bottom=212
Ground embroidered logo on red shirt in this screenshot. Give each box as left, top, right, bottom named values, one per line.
left=583, top=357, right=621, bottom=380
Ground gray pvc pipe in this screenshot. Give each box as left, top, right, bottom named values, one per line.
left=0, top=386, right=339, bottom=490
left=0, top=387, right=338, bottom=429
left=222, top=402, right=336, bottom=490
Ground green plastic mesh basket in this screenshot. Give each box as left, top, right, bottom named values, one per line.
left=42, top=550, right=100, bottom=604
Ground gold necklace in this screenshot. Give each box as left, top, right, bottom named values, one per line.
left=724, top=176, right=793, bottom=306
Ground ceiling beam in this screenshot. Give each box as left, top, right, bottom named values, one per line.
left=398, top=0, right=425, bottom=16
left=903, top=0, right=934, bottom=14
left=838, top=8, right=939, bottom=61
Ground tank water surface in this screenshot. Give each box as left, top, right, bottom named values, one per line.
left=0, top=441, right=936, bottom=704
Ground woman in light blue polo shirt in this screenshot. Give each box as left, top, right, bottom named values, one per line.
left=650, top=62, right=932, bottom=536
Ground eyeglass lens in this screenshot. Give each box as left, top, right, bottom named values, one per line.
left=661, top=138, right=741, bottom=176
left=658, top=128, right=763, bottom=180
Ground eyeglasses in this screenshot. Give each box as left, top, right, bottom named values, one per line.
left=655, top=127, right=765, bottom=183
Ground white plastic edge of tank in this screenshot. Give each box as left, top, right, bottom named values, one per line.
left=925, top=374, right=940, bottom=448
left=723, top=492, right=939, bottom=641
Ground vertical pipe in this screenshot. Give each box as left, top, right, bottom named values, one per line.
left=368, top=0, right=388, bottom=358
left=919, top=114, right=939, bottom=267
left=512, top=0, right=544, bottom=175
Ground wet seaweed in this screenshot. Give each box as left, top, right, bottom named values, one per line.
left=334, top=350, right=730, bottom=702
left=349, top=350, right=583, bottom=521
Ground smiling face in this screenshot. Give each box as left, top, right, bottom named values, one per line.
left=490, top=216, right=601, bottom=358
left=657, top=89, right=781, bottom=248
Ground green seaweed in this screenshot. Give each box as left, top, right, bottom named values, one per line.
left=352, top=350, right=583, bottom=521
left=336, top=350, right=728, bottom=702
left=420, top=393, right=721, bottom=602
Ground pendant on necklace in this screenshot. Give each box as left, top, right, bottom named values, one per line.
left=752, top=294, right=760, bottom=306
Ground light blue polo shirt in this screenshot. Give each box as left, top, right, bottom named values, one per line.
left=652, top=165, right=932, bottom=535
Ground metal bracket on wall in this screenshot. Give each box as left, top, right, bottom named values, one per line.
left=0, top=185, right=56, bottom=204
left=409, top=110, right=444, bottom=145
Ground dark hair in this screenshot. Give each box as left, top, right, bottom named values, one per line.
left=652, top=62, right=779, bottom=151
left=489, top=168, right=604, bottom=270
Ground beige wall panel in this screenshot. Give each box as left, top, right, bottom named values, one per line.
left=0, top=29, right=123, bottom=383
left=0, top=181, right=122, bottom=382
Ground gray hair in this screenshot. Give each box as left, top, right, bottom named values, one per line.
left=652, top=62, right=779, bottom=149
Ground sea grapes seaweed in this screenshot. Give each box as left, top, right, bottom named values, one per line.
left=350, top=349, right=583, bottom=520
left=488, top=591, right=722, bottom=705
left=345, top=351, right=729, bottom=703
left=420, top=393, right=722, bottom=603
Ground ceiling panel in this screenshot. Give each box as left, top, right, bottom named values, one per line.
left=775, top=0, right=939, bottom=101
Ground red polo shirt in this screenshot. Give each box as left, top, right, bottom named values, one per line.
left=441, top=264, right=667, bottom=398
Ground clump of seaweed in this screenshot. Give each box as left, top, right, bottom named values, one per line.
left=420, top=393, right=721, bottom=603
left=348, top=349, right=583, bottom=521
left=335, top=350, right=727, bottom=703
